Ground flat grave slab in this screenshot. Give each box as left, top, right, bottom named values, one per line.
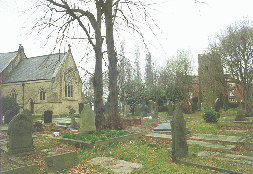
left=198, top=151, right=253, bottom=166
left=88, top=157, right=143, bottom=174
left=145, top=133, right=172, bottom=139
left=191, top=134, right=243, bottom=143
left=154, top=123, right=171, bottom=132
left=188, top=140, right=236, bottom=150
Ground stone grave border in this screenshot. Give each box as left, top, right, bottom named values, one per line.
left=1, top=151, right=38, bottom=174
left=45, top=151, right=78, bottom=173
left=52, top=131, right=142, bottom=148
left=0, top=165, right=38, bottom=174
left=176, top=160, right=244, bottom=174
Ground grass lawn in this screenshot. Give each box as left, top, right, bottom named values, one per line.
left=1, top=108, right=252, bottom=173
left=62, top=129, right=134, bottom=142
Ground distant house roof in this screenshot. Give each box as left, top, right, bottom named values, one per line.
left=3, top=53, right=67, bottom=84
left=0, top=51, right=18, bottom=72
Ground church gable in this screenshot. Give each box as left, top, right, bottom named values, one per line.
left=0, top=45, right=26, bottom=82
left=53, top=50, right=82, bottom=101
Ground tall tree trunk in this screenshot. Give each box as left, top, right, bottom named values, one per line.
left=93, top=1, right=105, bottom=130
left=244, top=84, right=253, bottom=117
left=105, top=0, right=122, bottom=130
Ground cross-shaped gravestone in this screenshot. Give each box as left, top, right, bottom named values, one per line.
left=68, top=106, right=78, bottom=129
left=8, top=112, right=34, bottom=154
left=79, top=105, right=96, bottom=134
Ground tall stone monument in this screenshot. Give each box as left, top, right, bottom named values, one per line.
left=8, top=112, right=34, bottom=154
left=80, top=105, right=96, bottom=134
left=171, top=103, right=188, bottom=161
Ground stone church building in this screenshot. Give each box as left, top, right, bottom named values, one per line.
left=0, top=45, right=83, bottom=116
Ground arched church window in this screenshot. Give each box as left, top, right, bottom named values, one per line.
left=39, top=88, right=46, bottom=100
left=65, top=76, right=73, bottom=98
left=11, top=89, right=18, bottom=101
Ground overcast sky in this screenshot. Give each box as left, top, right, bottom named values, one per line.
left=1, top=0, right=253, bottom=76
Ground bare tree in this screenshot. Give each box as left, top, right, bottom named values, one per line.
left=34, top=0, right=105, bottom=129
left=211, top=20, right=253, bottom=116
left=33, top=0, right=169, bottom=129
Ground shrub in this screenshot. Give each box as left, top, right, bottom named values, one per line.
left=1, top=96, right=20, bottom=123
left=202, top=107, right=220, bottom=123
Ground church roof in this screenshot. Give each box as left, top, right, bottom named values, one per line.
left=3, top=53, right=67, bottom=83
left=0, top=51, right=18, bottom=72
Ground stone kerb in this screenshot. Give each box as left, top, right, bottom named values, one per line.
left=45, top=151, right=78, bottom=173
left=94, top=132, right=142, bottom=147
left=56, top=136, right=93, bottom=148
left=1, top=165, right=38, bottom=174
left=52, top=132, right=142, bottom=148
left=8, top=112, right=34, bottom=155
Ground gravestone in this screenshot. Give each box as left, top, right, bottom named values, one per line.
left=154, top=122, right=191, bottom=134
left=235, top=109, right=247, bottom=121
left=23, top=109, right=33, bottom=122
left=80, top=105, right=96, bottom=134
left=153, top=102, right=158, bottom=119
left=154, top=123, right=171, bottom=132
left=171, top=103, right=188, bottom=161
left=167, top=103, right=174, bottom=116
left=8, top=112, right=34, bottom=154
left=44, top=111, right=53, bottom=123
left=148, top=100, right=154, bottom=113
left=44, top=110, right=52, bottom=123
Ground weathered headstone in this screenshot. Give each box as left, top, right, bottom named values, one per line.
left=171, top=103, right=188, bottom=161
left=167, top=103, right=174, bottom=116
left=235, top=109, right=247, bottom=121
left=153, top=102, right=158, bottom=119
left=80, top=105, right=96, bottom=134
left=23, top=109, right=33, bottom=122
left=148, top=100, right=154, bottom=113
left=154, top=123, right=171, bottom=132
left=44, top=110, right=52, bottom=123
left=154, top=122, right=191, bottom=134
left=8, top=112, right=34, bottom=154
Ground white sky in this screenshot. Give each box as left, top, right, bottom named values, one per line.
left=1, top=0, right=253, bottom=76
